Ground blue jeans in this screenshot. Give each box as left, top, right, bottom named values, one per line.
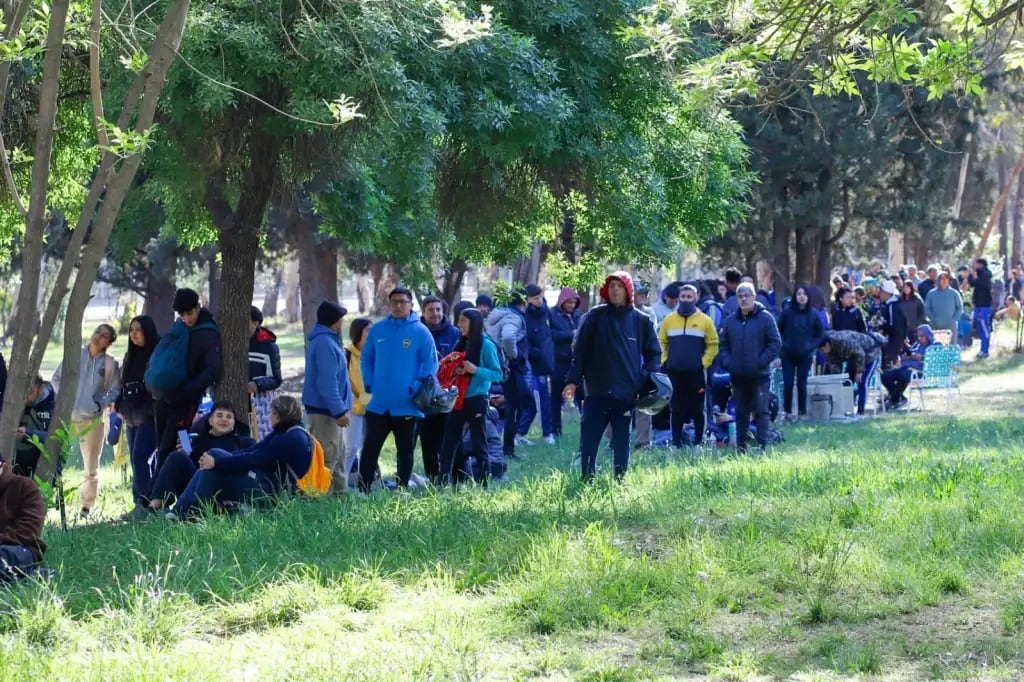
left=172, top=450, right=268, bottom=516
left=518, top=373, right=553, bottom=437
left=974, top=306, right=992, bottom=354
left=578, top=395, right=634, bottom=480
left=126, top=421, right=157, bottom=506
left=0, top=545, right=37, bottom=582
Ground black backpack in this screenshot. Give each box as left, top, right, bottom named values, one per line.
left=492, top=340, right=511, bottom=383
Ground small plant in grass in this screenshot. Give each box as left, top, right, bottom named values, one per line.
left=836, top=641, right=883, bottom=674
left=1000, top=596, right=1024, bottom=633
left=0, top=582, right=70, bottom=650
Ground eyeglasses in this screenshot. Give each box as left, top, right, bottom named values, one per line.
left=389, top=299, right=412, bottom=306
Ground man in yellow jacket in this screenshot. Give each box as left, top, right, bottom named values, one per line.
left=658, top=284, right=719, bottom=447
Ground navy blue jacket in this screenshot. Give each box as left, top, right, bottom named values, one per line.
left=831, top=304, right=867, bottom=334
left=968, top=266, right=993, bottom=307
left=566, top=305, right=661, bottom=403
left=777, top=304, right=825, bottom=358
left=719, top=303, right=782, bottom=379
left=425, top=319, right=461, bottom=358
left=549, top=307, right=582, bottom=364
left=525, top=302, right=555, bottom=375
left=211, top=423, right=312, bottom=495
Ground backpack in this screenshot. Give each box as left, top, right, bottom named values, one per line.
left=144, top=319, right=190, bottom=400
left=490, top=337, right=511, bottom=383
left=699, top=299, right=723, bottom=329
left=291, top=427, right=331, bottom=496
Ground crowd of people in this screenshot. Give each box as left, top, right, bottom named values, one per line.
left=0, top=256, right=1011, bottom=582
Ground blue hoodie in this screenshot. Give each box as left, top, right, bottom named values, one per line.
left=362, top=311, right=439, bottom=417
left=302, top=324, right=352, bottom=418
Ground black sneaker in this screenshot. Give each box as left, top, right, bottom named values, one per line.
left=79, top=507, right=90, bottom=519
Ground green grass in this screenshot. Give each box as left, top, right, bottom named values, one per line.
left=6, top=339, right=1024, bottom=679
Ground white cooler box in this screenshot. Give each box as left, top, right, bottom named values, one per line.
left=807, top=374, right=855, bottom=417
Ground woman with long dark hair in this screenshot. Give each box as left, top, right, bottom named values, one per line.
left=115, top=315, right=159, bottom=518
left=438, top=308, right=504, bottom=486
left=777, top=286, right=825, bottom=420
left=898, top=280, right=927, bottom=343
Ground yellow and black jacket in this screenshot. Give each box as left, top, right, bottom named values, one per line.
left=658, top=310, right=719, bottom=373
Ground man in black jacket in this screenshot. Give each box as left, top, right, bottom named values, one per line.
left=969, top=257, right=994, bottom=358
left=12, top=376, right=54, bottom=478
left=153, top=288, right=222, bottom=467
left=549, top=287, right=582, bottom=438
left=518, top=284, right=556, bottom=444
left=719, top=283, right=781, bottom=452
left=563, top=272, right=661, bottom=481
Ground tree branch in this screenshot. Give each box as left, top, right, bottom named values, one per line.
left=90, top=0, right=109, bottom=148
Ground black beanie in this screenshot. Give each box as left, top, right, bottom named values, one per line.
left=250, top=306, right=264, bottom=324
left=317, top=301, right=347, bottom=327
left=524, top=284, right=543, bottom=298
left=172, top=288, right=200, bottom=313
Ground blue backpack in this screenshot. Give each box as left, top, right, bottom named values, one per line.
left=145, top=320, right=191, bottom=399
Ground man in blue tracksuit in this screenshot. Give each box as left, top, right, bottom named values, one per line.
left=563, top=271, right=661, bottom=482
left=301, top=301, right=352, bottom=493
left=418, top=295, right=461, bottom=482
left=360, top=287, right=439, bottom=491
left=718, top=283, right=782, bottom=452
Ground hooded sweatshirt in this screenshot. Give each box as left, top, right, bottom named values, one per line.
left=362, top=311, right=439, bottom=418
left=13, top=383, right=55, bottom=478
left=53, top=347, right=120, bottom=422
left=0, top=465, right=47, bottom=560
left=549, top=288, right=582, bottom=364
left=484, top=307, right=527, bottom=364
left=566, top=272, right=662, bottom=403
left=344, top=343, right=371, bottom=417
left=302, top=324, right=352, bottom=419
left=924, top=286, right=964, bottom=331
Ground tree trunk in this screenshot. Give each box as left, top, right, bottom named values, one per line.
left=43, top=0, right=191, bottom=475
left=261, top=263, right=282, bottom=318
left=370, top=261, right=398, bottom=317
left=770, top=214, right=792, bottom=299
left=1015, top=172, right=1024, bottom=268
left=355, top=271, right=372, bottom=313
left=144, top=270, right=176, bottom=334
left=815, top=236, right=832, bottom=292
left=793, top=223, right=816, bottom=285
left=439, top=257, right=468, bottom=310
left=284, top=257, right=301, bottom=323
left=0, top=0, right=70, bottom=465
left=205, top=130, right=282, bottom=428
left=293, top=202, right=338, bottom=336
left=207, top=259, right=222, bottom=316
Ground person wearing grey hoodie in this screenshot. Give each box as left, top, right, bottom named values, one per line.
left=52, top=323, right=120, bottom=516
left=924, top=272, right=963, bottom=344
left=484, top=290, right=530, bottom=458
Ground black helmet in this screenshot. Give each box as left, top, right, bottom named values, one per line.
left=414, top=375, right=459, bottom=415
left=636, top=372, right=673, bottom=415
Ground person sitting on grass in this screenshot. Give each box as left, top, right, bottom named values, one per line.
left=881, top=324, right=938, bottom=410
left=0, top=454, right=49, bottom=583
left=169, top=395, right=311, bottom=519
left=147, top=402, right=255, bottom=513
left=996, top=295, right=1021, bottom=322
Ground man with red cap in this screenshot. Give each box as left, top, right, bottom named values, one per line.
left=563, top=272, right=661, bottom=482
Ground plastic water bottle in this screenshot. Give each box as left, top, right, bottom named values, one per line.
left=727, top=421, right=737, bottom=446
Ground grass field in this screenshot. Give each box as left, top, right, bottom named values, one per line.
left=5, top=329, right=1024, bottom=680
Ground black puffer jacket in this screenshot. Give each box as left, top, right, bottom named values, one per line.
left=718, top=303, right=782, bottom=379
left=525, top=302, right=555, bottom=375
left=778, top=304, right=825, bottom=358
left=248, top=326, right=282, bottom=391
left=167, top=308, right=222, bottom=405
left=831, top=304, right=866, bottom=333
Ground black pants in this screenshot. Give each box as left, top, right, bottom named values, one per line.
left=418, top=413, right=447, bottom=481
left=359, top=411, right=420, bottom=492
left=149, top=450, right=197, bottom=506
left=579, top=395, right=634, bottom=481
left=154, top=400, right=198, bottom=468
left=503, top=367, right=529, bottom=455
left=668, top=370, right=706, bottom=446
left=731, top=376, right=771, bottom=450
left=549, top=360, right=582, bottom=436
left=438, top=395, right=488, bottom=486
left=882, top=367, right=913, bottom=401
left=781, top=352, right=813, bottom=415
left=0, top=545, right=38, bottom=582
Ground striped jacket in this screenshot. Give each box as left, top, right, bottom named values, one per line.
left=658, top=310, right=719, bottom=373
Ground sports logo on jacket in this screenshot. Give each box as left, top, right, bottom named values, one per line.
left=403, top=338, right=411, bottom=349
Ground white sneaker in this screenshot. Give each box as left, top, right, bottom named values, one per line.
left=543, top=434, right=557, bottom=445
left=515, top=435, right=534, bottom=447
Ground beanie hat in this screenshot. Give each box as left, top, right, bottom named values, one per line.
left=317, top=300, right=347, bottom=327
left=524, top=284, right=543, bottom=298
left=172, top=288, right=200, bottom=313
left=250, top=306, right=264, bottom=324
